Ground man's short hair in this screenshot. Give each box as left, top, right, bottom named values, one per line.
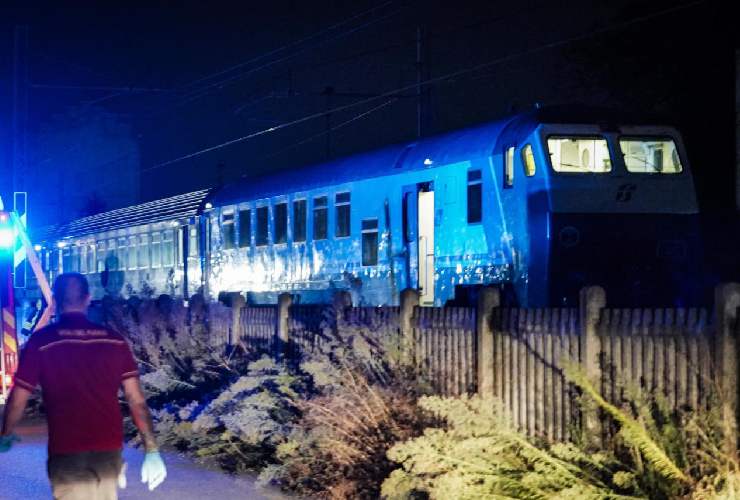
left=53, top=273, right=90, bottom=311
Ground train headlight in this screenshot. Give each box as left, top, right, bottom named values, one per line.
left=3, top=374, right=12, bottom=387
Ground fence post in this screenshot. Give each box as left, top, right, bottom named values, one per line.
left=400, top=288, right=420, bottom=366
left=229, top=293, right=245, bottom=347
left=477, top=286, right=500, bottom=397
left=579, top=286, right=606, bottom=443
left=715, top=283, right=740, bottom=456
left=277, top=293, right=292, bottom=359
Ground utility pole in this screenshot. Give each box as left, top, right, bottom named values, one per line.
left=323, top=86, right=334, bottom=159
left=416, top=26, right=423, bottom=138
left=12, top=26, right=30, bottom=197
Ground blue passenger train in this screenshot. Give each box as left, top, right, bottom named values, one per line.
left=34, top=106, right=702, bottom=307
left=204, top=106, right=700, bottom=307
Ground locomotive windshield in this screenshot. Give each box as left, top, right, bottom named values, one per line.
left=547, top=136, right=611, bottom=173
left=619, top=137, right=683, bottom=173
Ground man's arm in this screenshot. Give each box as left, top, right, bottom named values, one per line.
left=1, top=386, right=32, bottom=436
left=122, top=377, right=158, bottom=452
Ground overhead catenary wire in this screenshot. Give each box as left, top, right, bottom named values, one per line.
left=175, top=0, right=398, bottom=93
left=162, top=4, right=407, bottom=112
left=144, top=0, right=706, bottom=173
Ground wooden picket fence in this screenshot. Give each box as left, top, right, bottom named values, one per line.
left=219, top=285, right=739, bottom=442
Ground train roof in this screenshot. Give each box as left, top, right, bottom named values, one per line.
left=36, top=189, right=211, bottom=242
left=207, top=105, right=669, bottom=207
left=208, top=119, right=511, bottom=207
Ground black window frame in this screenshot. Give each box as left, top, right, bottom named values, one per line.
left=293, top=199, right=307, bottom=243
left=256, top=205, right=269, bottom=247
left=335, top=192, right=351, bottom=238
left=313, top=196, right=328, bottom=241
left=222, top=212, right=236, bottom=250
left=274, top=202, right=288, bottom=245
left=361, top=218, right=379, bottom=266
left=467, top=169, right=482, bottom=224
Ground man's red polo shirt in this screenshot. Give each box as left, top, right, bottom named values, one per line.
left=14, top=312, right=139, bottom=455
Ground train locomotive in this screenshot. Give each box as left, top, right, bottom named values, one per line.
left=34, top=106, right=702, bottom=307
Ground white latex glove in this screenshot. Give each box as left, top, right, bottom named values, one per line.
left=141, top=451, right=167, bottom=491
left=118, top=462, right=127, bottom=489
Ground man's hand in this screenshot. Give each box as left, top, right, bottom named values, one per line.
left=141, top=451, right=166, bottom=491
left=0, top=434, right=20, bottom=452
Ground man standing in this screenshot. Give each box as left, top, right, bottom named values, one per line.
left=0, top=273, right=166, bottom=499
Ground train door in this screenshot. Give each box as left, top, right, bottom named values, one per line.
left=418, top=188, right=435, bottom=305
left=403, top=182, right=435, bottom=306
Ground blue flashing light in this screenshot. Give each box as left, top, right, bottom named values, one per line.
left=0, top=228, right=12, bottom=248
left=0, top=211, right=13, bottom=249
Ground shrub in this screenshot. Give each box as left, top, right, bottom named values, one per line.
left=151, top=356, right=306, bottom=472
left=259, top=304, right=430, bottom=499
left=383, top=395, right=631, bottom=499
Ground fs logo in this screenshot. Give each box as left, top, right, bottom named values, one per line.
left=615, top=183, right=637, bottom=202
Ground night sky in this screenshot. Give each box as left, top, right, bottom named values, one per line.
left=0, top=0, right=735, bottom=227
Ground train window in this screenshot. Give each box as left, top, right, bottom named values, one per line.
left=619, top=138, right=683, bottom=174
left=128, top=236, right=138, bottom=270
left=138, top=234, right=150, bottom=268
left=51, top=249, right=59, bottom=273
left=335, top=192, right=351, bottom=238
left=313, top=196, right=328, bottom=240
left=61, top=247, right=71, bottom=272
left=522, top=144, right=536, bottom=176
left=237, top=210, right=250, bottom=248
left=256, top=206, right=269, bottom=246
left=96, top=242, right=106, bottom=272
left=151, top=233, right=161, bottom=268
left=189, top=226, right=200, bottom=256
left=162, top=231, right=175, bottom=267
left=467, top=170, right=482, bottom=224
left=86, top=245, right=95, bottom=274
left=117, top=238, right=128, bottom=271
left=274, top=202, right=288, bottom=244
left=504, top=147, right=515, bottom=187
left=107, top=239, right=118, bottom=271
left=71, top=246, right=80, bottom=272
left=222, top=212, right=235, bottom=250
left=547, top=136, right=611, bottom=173
left=80, top=246, right=88, bottom=273
left=293, top=200, right=307, bottom=243
left=361, top=219, right=379, bottom=266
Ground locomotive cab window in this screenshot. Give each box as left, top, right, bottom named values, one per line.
left=522, top=144, right=536, bottom=176
left=256, top=206, right=269, bottom=246
left=361, top=218, right=379, bottom=266
left=504, top=147, right=515, bottom=187
left=547, top=136, right=611, bottom=173
left=467, top=169, right=482, bottom=224
left=619, top=137, right=683, bottom=173
left=335, top=192, right=351, bottom=238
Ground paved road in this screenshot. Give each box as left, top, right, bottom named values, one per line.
left=0, top=419, right=290, bottom=500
